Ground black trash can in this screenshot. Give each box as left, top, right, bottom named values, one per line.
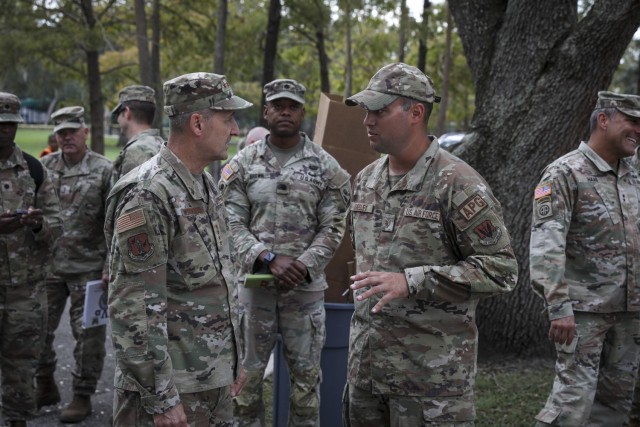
left=272, top=302, right=354, bottom=426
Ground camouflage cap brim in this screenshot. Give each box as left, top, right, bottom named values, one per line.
left=618, top=106, right=640, bottom=118
left=345, top=90, right=398, bottom=110
left=211, top=95, right=253, bottom=111
left=53, top=121, right=83, bottom=133
left=266, top=91, right=305, bottom=105
left=110, top=103, right=123, bottom=124
left=0, top=113, right=24, bottom=123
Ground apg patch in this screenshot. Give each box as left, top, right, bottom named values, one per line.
left=127, top=233, right=155, bottom=262
left=473, top=219, right=502, bottom=246
left=459, top=194, right=488, bottom=221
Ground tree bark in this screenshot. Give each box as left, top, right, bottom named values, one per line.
left=345, top=0, right=353, bottom=97
left=260, top=0, right=282, bottom=126
left=134, top=0, right=152, bottom=85
left=398, top=0, right=407, bottom=63
left=316, top=29, right=330, bottom=93
left=448, top=0, right=640, bottom=356
left=214, top=0, right=227, bottom=74
left=80, top=0, right=104, bottom=154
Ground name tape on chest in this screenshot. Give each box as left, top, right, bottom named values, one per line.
left=459, top=195, right=488, bottom=221
left=116, top=208, right=146, bottom=233
left=351, top=203, right=374, bottom=213
left=182, top=206, right=205, bottom=216
left=404, top=208, right=440, bottom=221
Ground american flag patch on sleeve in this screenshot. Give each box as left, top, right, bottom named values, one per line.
left=534, top=182, right=552, bottom=200
left=116, top=208, right=147, bottom=233
left=221, top=163, right=235, bottom=181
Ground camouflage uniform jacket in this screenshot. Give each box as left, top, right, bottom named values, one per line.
left=220, top=133, right=351, bottom=291
left=530, top=142, right=640, bottom=320
left=0, top=145, right=62, bottom=286
left=111, top=129, right=164, bottom=186
left=349, top=139, right=517, bottom=396
left=105, top=145, right=240, bottom=415
left=42, top=149, right=112, bottom=275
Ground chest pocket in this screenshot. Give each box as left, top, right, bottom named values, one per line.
left=592, top=182, right=621, bottom=225
left=169, top=210, right=220, bottom=290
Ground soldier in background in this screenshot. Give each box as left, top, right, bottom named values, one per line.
left=221, top=78, right=350, bottom=427
left=105, top=72, right=251, bottom=426
left=0, top=92, right=62, bottom=427
left=344, top=63, right=518, bottom=426
left=531, top=92, right=640, bottom=426
left=36, top=106, right=113, bottom=423
left=110, top=85, right=163, bottom=185
left=237, top=126, right=269, bottom=151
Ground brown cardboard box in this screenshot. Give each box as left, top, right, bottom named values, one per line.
left=314, top=93, right=379, bottom=302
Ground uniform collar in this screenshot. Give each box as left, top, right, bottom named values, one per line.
left=159, top=145, right=208, bottom=201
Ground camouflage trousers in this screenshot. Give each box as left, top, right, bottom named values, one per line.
left=234, top=287, right=325, bottom=427
left=627, top=372, right=640, bottom=426
left=36, top=271, right=106, bottom=395
left=343, top=383, right=475, bottom=427
left=0, top=282, right=47, bottom=421
left=113, top=386, right=233, bottom=426
left=536, top=311, right=640, bottom=427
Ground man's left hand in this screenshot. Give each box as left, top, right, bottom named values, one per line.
left=350, top=271, right=409, bottom=313
left=231, top=365, right=247, bottom=397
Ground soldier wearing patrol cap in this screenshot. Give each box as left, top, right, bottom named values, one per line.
left=105, top=72, right=251, bottom=426
left=531, top=91, right=640, bottom=426
left=220, top=78, right=351, bottom=426
left=36, top=105, right=113, bottom=422
left=344, top=63, right=518, bottom=426
left=0, top=92, right=62, bottom=427
left=110, top=85, right=163, bottom=186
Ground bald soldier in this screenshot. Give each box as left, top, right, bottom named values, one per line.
left=531, top=92, right=640, bottom=426
left=0, top=92, right=62, bottom=427
left=110, top=85, right=163, bottom=186
left=105, top=72, right=251, bottom=426
left=344, top=63, right=518, bottom=426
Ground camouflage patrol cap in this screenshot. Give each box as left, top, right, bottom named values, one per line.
left=346, top=62, right=441, bottom=110
left=51, top=106, right=85, bottom=133
left=163, top=72, right=252, bottom=117
left=264, top=79, right=306, bottom=105
left=111, top=85, right=155, bottom=123
left=596, top=91, right=640, bottom=118
left=0, top=92, right=24, bottom=123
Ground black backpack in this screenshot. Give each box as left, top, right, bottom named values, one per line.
left=23, top=152, right=44, bottom=193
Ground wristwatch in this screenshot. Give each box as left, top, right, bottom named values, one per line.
left=263, top=251, right=277, bottom=264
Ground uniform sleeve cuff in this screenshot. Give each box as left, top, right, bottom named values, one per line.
left=404, top=266, right=431, bottom=297
left=140, top=385, right=180, bottom=415
left=547, top=301, right=574, bottom=321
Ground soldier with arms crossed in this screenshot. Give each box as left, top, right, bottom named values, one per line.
left=105, top=72, right=251, bottom=426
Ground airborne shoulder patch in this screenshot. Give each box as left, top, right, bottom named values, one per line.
left=116, top=208, right=146, bottom=233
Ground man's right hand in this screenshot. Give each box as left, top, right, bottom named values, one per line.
left=267, top=254, right=307, bottom=289
left=548, top=315, right=575, bottom=345
left=0, top=211, right=23, bottom=234
left=153, top=403, right=188, bottom=427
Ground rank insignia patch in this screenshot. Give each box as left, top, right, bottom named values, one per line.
left=127, top=233, right=155, bottom=262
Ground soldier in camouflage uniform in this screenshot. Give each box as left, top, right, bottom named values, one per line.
left=220, top=79, right=350, bottom=427
left=110, top=85, right=163, bottom=186
left=0, top=92, right=62, bottom=427
left=105, top=72, right=251, bottom=426
left=36, top=106, right=113, bottom=422
left=531, top=92, right=640, bottom=427
left=343, top=63, right=518, bottom=426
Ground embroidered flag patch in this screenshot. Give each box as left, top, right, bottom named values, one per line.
left=534, top=182, right=552, bottom=200
left=221, top=163, right=235, bottom=181
left=116, top=209, right=146, bottom=233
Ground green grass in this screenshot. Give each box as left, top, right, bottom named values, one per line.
left=15, top=126, right=240, bottom=162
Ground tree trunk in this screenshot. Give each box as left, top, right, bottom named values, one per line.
left=134, top=0, right=152, bottom=85
left=150, top=0, right=163, bottom=133
left=214, top=0, right=227, bottom=74
left=435, top=5, right=452, bottom=136
left=80, top=0, right=104, bottom=154
left=398, top=0, right=407, bottom=63
left=316, top=29, right=330, bottom=93
left=417, top=0, right=431, bottom=72
left=448, top=0, right=640, bottom=356
left=345, top=0, right=353, bottom=97
left=260, top=0, right=282, bottom=126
